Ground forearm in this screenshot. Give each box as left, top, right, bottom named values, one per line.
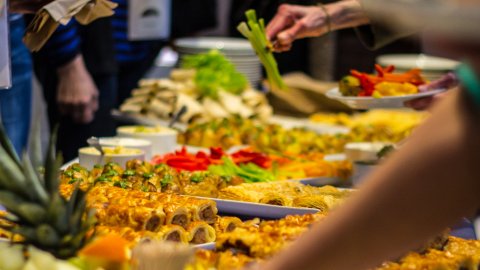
left=57, top=54, right=84, bottom=77
left=327, top=0, right=370, bottom=32
left=265, top=90, right=480, bottom=270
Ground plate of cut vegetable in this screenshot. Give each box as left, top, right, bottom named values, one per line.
left=326, top=64, right=447, bottom=109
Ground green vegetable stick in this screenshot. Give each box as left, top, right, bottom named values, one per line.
left=238, top=10, right=287, bottom=90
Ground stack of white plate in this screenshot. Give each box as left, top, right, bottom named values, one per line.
left=376, top=54, right=460, bottom=81
left=174, top=37, right=262, bottom=86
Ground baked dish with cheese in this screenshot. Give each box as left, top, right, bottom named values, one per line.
left=219, top=182, right=351, bottom=211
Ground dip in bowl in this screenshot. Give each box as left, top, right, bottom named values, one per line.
left=99, top=137, right=153, bottom=159
left=116, top=126, right=177, bottom=155
left=79, top=146, right=145, bottom=169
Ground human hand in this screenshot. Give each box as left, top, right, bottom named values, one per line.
left=266, top=4, right=329, bottom=52
left=266, top=0, right=369, bottom=52
left=404, top=73, right=458, bottom=110
left=57, top=55, right=99, bottom=124
left=404, top=93, right=447, bottom=111
left=8, top=0, right=53, bottom=13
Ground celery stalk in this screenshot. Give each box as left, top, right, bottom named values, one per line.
left=237, top=10, right=287, bottom=91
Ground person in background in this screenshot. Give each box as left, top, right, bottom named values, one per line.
left=2, top=13, right=33, bottom=155
left=256, top=1, right=480, bottom=269
left=32, top=0, right=217, bottom=161
left=31, top=17, right=117, bottom=162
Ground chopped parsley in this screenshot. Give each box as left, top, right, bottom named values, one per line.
left=68, top=178, right=83, bottom=184
left=190, top=173, right=204, bottom=183
left=220, top=175, right=232, bottom=183
left=114, top=180, right=128, bottom=189
left=103, top=170, right=119, bottom=177
left=72, top=166, right=83, bottom=172
left=143, top=172, right=155, bottom=179
left=160, top=174, right=174, bottom=187
left=122, top=169, right=136, bottom=177
left=94, top=176, right=111, bottom=184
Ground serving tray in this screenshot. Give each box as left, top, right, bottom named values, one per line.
left=188, top=196, right=318, bottom=219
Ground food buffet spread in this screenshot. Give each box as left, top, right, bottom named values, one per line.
left=0, top=10, right=476, bottom=270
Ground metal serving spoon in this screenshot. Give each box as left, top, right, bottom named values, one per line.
left=87, top=136, right=105, bottom=156
left=168, top=105, right=187, bottom=128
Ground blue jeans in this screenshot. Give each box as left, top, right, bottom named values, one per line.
left=0, top=17, right=32, bottom=155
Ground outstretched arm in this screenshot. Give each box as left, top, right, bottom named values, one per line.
left=266, top=0, right=370, bottom=52
left=40, top=20, right=99, bottom=124
left=263, top=88, right=480, bottom=269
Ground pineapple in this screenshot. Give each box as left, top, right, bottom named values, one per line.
left=0, top=124, right=95, bottom=259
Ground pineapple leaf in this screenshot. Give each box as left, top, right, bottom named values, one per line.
left=65, top=184, right=79, bottom=223
left=36, top=224, right=61, bottom=247
left=0, top=123, right=21, bottom=168
left=11, top=226, right=38, bottom=242
left=0, top=190, right=27, bottom=214
left=22, top=151, right=49, bottom=206
left=29, top=112, right=44, bottom=171
left=0, top=124, right=94, bottom=259
left=47, top=193, right=69, bottom=234
left=44, top=125, right=62, bottom=195
left=1, top=211, right=19, bottom=223
left=0, top=146, right=30, bottom=198
left=16, top=203, right=47, bottom=225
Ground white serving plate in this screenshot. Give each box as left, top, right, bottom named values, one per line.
left=295, top=177, right=344, bottom=187
left=376, top=54, right=460, bottom=71
left=268, top=115, right=350, bottom=135
left=175, top=37, right=255, bottom=56
left=194, top=242, right=215, bottom=250
left=193, top=197, right=318, bottom=219
left=326, top=87, right=446, bottom=110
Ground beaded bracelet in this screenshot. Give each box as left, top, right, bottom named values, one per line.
left=317, top=2, right=332, bottom=34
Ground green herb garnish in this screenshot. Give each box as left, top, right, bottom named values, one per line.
left=122, top=169, right=136, bottom=177
left=95, top=176, right=111, bottom=184
left=190, top=173, right=204, bottom=183
left=160, top=174, right=174, bottom=187
left=103, top=170, right=119, bottom=177
left=143, top=172, right=155, bottom=179
left=68, top=178, right=82, bottom=184
left=114, top=180, right=128, bottom=189
left=63, top=170, right=74, bottom=178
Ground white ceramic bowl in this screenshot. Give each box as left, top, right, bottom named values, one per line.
left=326, top=87, right=446, bottom=110
left=78, top=147, right=145, bottom=170
left=99, top=137, right=153, bottom=159
left=116, top=126, right=178, bottom=155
